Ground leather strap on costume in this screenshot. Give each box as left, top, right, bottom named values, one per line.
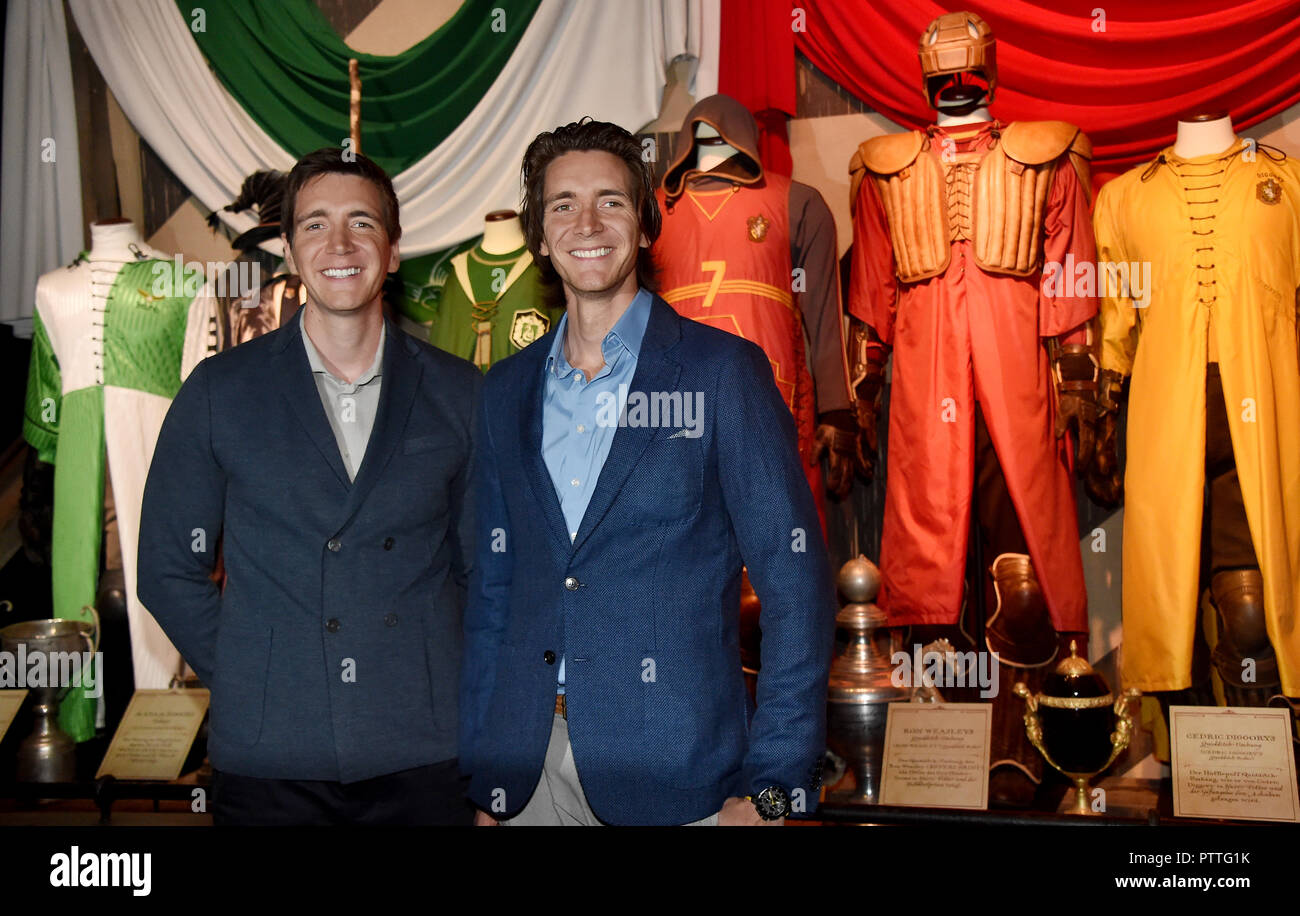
left=986, top=553, right=1059, bottom=668
left=850, top=122, right=1092, bottom=284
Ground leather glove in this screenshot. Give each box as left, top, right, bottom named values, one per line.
left=849, top=320, right=887, bottom=482
left=1053, top=343, right=1099, bottom=471
left=1085, top=369, right=1125, bottom=507
left=812, top=409, right=864, bottom=500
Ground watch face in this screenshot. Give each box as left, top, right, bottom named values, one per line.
left=756, top=786, right=790, bottom=819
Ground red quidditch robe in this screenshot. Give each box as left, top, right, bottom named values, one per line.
left=655, top=175, right=824, bottom=518
left=849, top=124, right=1095, bottom=631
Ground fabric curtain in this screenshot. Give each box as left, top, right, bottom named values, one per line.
left=718, top=0, right=795, bottom=175
left=176, top=0, right=541, bottom=176
left=67, top=0, right=718, bottom=258
left=1, top=0, right=84, bottom=331
left=794, top=0, right=1300, bottom=174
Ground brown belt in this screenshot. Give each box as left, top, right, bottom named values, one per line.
left=555, top=694, right=567, bottom=718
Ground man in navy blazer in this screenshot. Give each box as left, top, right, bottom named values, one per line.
left=138, top=149, right=480, bottom=825
left=461, top=120, right=837, bottom=826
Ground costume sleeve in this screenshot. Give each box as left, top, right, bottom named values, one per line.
left=23, top=306, right=62, bottom=464
left=789, top=182, right=853, bottom=412
left=715, top=338, right=837, bottom=805
left=459, top=378, right=512, bottom=775
left=848, top=175, right=899, bottom=345
left=136, top=358, right=225, bottom=685
left=1094, top=181, right=1140, bottom=377
left=1039, top=153, right=1099, bottom=339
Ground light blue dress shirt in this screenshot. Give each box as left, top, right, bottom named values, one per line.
left=542, top=288, right=653, bottom=691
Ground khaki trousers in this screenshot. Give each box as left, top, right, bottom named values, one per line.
left=502, top=714, right=719, bottom=826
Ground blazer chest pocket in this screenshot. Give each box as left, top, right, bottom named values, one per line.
left=625, top=433, right=704, bottom=526
left=403, top=434, right=455, bottom=455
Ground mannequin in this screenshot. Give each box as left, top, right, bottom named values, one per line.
left=24, top=220, right=220, bottom=739
left=1094, top=112, right=1300, bottom=714
left=212, top=170, right=305, bottom=347
left=847, top=12, right=1103, bottom=805
left=428, top=210, right=561, bottom=370
left=653, top=93, right=861, bottom=530
left=1173, top=111, right=1237, bottom=158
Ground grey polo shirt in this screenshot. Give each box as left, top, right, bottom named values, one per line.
left=301, top=322, right=385, bottom=481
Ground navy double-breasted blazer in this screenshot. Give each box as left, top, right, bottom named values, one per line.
left=139, top=308, right=480, bottom=782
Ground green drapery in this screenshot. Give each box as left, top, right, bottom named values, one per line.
left=177, top=0, right=541, bottom=175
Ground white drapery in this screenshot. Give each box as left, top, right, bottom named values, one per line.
left=1, top=0, right=84, bottom=332
left=64, top=0, right=719, bottom=267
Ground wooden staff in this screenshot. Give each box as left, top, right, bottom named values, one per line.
left=349, top=58, right=362, bottom=154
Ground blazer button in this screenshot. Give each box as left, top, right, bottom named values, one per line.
left=384, top=613, right=398, bottom=627
left=564, top=577, right=580, bottom=591
left=325, top=618, right=340, bottom=633
left=544, top=650, right=556, bottom=664
left=327, top=538, right=342, bottom=552
left=383, top=537, right=395, bottom=550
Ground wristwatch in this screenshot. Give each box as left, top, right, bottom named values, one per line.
left=748, top=786, right=790, bottom=820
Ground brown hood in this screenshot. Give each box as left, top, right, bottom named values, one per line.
left=661, top=94, right=763, bottom=199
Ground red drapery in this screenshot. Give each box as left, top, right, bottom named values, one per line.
left=718, top=0, right=796, bottom=175
left=789, top=0, right=1300, bottom=179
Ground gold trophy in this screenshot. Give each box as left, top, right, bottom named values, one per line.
left=1013, top=641, right=1141, bottom=815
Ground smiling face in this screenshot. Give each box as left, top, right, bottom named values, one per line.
left=539, top=150, right=648, bottom=306
left=282, top=172, right=399, bottom=316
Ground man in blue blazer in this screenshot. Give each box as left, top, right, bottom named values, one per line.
left=138, top=149, right=480, bottom=825
left=461, top=120, right=837, bottom=826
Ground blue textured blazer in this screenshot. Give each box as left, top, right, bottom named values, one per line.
left=138, top=308, right=480, bottom=783
left=460, top=295, right=836, bottom=825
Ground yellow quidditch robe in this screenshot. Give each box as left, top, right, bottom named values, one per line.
left=1095, top=139, right=1300, bottom=695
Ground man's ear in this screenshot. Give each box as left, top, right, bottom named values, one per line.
left=281, top=234, right=297, bottom=274
left=539, top=236, right=549, bottom=258
left=387, top=241, right=400, bottom=273
left=639, top=231, right=650, bottom=250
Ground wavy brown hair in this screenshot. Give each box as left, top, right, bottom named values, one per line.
left=519, top=118, right=660, bottom=296
left=281, top=147, right=400, bottom=246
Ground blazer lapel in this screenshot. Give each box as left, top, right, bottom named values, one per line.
left=571, top=298, right=682, bottom=553
left=518, top=334, right=575, bottom=553
left=277, top=309, right=351, bottom=491
left=340, top=315, right=421, bottom=528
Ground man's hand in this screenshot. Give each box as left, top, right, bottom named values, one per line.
left=718, top=796, right=783, bottom=826
left=474, top=810, right=500, bottom=826
left=812, top=410, right=865, bottom=499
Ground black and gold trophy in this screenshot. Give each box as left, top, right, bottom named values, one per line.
left=1013, top=641, right=1141, bottom=815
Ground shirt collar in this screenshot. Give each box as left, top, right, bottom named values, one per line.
left=302, top=318, right=385, bottom=386
left=546, top=287, right=653, bottom=378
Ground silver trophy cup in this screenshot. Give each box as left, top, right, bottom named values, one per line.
left=1, top=610, right=97, bottom=782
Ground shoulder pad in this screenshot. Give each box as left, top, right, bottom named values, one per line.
left=1001, top=121, right=1091, bottom=166
left=857, top=131, right=926, bottom=176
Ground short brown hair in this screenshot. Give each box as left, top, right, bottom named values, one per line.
left=520, top=119, right=660, bottom=293
left=281, top=148, right=400, bottom=245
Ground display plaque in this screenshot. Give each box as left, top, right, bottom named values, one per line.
left=1170, top=705, right=1298, bottom=823
left=0, top=690, right=29, bottom=744
left=95, top=689, right=209, bottom=781
left=879, top=702, right=992, bottom=809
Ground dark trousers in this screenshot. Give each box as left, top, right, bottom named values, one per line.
left=1203, top=363, right=1258, bottom=574
left=211, top=759, right=474, bottom=826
